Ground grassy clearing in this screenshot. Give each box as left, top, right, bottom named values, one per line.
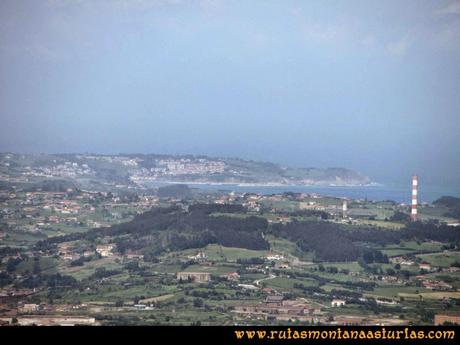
left=0, top=231, right=45, bottom=246
left=75, top=284, right=179, bottom=303
left=259, top=200, right=301, bottom=211
left=263, top=276, right=318, bottom=290
left=59, top=257, right=123, bottom=280
left=203, top=244, right=269, bottom=262
left=321, top=284, right=355, bottom=292
left=381, top=241, right=445, bottom=257
left=418, top=206, right=457, bottom=222
left=322, top=262, right=364, bottom=272
left=365, top=286, right=426, bottom=299
left=182, top=264, right=237, bottom=275
left=150, top=263, right=183, bottom=274
left=398, top=291, right=460, bottom=300
left=265, top=235, right=314, bottom=261
left=416, top=251, right=460, bottom=268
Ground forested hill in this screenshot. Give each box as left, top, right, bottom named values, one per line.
left=433, top=196, right=460, bottom=218
left=35, top=204, right=270, bottom=257
left=34, top=204, right=460, bottom=263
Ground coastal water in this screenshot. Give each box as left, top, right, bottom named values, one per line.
left=175, top=182, right=460, bottom=204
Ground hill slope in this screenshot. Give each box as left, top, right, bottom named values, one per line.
left=0, top=153, right=371, bottom=188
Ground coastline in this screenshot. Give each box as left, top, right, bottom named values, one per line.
left=133, top=179, right=378, bottom=188
left=135, top=179, right=460, bottom=204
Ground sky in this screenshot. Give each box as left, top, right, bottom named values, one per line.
left=0, top=0, right=459, bottom=186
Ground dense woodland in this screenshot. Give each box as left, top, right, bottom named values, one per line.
left=434, top=196, right=460, bottom=218
left=271, top=220, right=460, bottom=261
left=35, top=204, right=269, bottom=256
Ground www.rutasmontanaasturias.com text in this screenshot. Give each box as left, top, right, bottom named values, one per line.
left=234, top=327, right=456, bottom=341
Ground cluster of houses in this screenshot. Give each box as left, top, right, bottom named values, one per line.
left=233, top=295, right=322, bottom=322
left=232, top=294, right=407, bottom=325
left=23, top=161, right=94, bottom=179
left=96, top=244, right=115, bottom=258
left=130, top=158, right=227, bottom=183
left=1, top=189, right=160, bottom=235
left=0, top=316, right=97, bottom=326
left=152, top=158, right=226, bottom=176
left=57, top=242, right=144, bottom=262
left=187, top=250, right=207, bottom=261
left=418, top=279, right=453, bottom=291
left=176, top=271, right=240, bottom=283
left=212, top=191, right=347, bottom=218
left=58, top=243, right=93, bottom=261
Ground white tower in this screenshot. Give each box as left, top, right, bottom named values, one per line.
left=342, top=200, right=348, bottom=219
left=411, top=175, right=418, bottom=221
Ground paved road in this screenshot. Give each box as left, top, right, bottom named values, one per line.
left=254, top=273, right=276, bottom=286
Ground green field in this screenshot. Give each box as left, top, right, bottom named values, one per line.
left=321, top=262, right=364, bottom=272
left=0, top=231, right=46, bottom=247
left=398, top=291, right=460, bottom=300
left=381, top=241, right=445, bottom=257
left=59, top=257, right=124, bottom=280
left=416, top=251, right=460, bottom=268
left=366, top=286, right=427, bottom=299
left=182, top=264, right=238, bottom=275
left=203, top=244, right=269, bottom=262
left=263, top=276, right=318, bottom=290
left=321, top=283, right=355, bottom=292
left=265, top=235, right=314, bottom=261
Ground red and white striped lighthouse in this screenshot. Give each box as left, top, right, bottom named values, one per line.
left=411, top=175, right=418, bottom=221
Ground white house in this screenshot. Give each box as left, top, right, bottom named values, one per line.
left=331, top=299, right=346, bottom=307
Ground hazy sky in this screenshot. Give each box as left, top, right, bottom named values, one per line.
left=1, top=0, right=459, bottom=185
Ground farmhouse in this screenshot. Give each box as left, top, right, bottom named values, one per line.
left=20, top=304, right=39, bottom=313
left=96, top=244, right=114, bottom=257
left=219, top=272, right=240, bottom=281
left=419, top=263, right=432, bottom=271
left=331, top=299, right=346, bottom=307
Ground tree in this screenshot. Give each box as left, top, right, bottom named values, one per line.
left=6, top=257, right=22, bottom=273
left=193, top=298, right=204, bottom=308
left=390, top=211, right=410, bottom=222
left=327, top=266, right=338, bottom=274
left=386, top=268, right=395, bottom=276
left=33, top=258, right=41, bottom=275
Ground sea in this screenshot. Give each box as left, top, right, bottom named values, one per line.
left=149, top=182, right=460, bottom=204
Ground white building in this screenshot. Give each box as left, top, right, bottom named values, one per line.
left=331, top=299, right=346, bottom=307
left=96, top=244, right=114, bottom=257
